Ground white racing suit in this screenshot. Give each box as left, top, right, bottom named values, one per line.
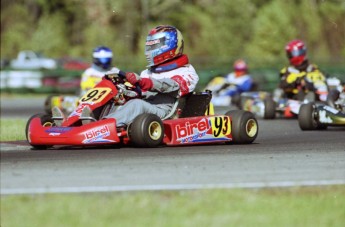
left=104, top=64, right=199, bottom=126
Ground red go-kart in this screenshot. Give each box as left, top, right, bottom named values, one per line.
left=26, top=72, right=259, bottom=149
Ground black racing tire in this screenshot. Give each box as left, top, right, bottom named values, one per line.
left=298, top=103, right=319, bottom=130
left=225, top=110, right=258, bottom=144
left=304, top=91, right=316, bottom=102
left=231, top=94, right=241, bottom=108
left=26, top=113, right=54, bottom=150
left=264, top=98, right=276, bottom=119
left=128, top=113, right=164, bottom=148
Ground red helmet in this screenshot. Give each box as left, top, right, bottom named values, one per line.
left=285, top=40, right=307, bottom=67
left=233, top=59, right=248, bottom=77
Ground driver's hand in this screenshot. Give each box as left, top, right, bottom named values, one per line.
left=126, top=72, right=141, bottom=85
left=126, top=72, right=153, bottom=90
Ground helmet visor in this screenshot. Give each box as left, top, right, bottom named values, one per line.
left=145, top=37, right=166, bottom=51
left=99, top=57, right=111, bottom=64
left=287, top=48, right=306, bottom=59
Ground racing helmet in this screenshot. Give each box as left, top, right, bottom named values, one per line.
left=92, top=46, right=113, bottom=70
left=145, top=25, right=184, bottom=67
left=285, top=40, right=307, bottom=67
left=233, top=59, right=248, bottom=77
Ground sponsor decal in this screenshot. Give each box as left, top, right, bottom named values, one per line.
left=176, top=117, right=231, bottom=143
left=82, top=125, right=114, bottom=144
left=171, top=75, right=189, bottom=96
left=45, top=127, right=72, bottom=133
left=319, top=110, right=333, bottom=123
left=49, top=133, right=61, bottom=136
left=176, top=118, right=210, bottom=143
left=323, top=106, right=339, bottom=114
left=146, top=39, right=160, bottom=45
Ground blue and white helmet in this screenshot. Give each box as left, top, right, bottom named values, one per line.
left=145, top=25, right=184, bottom=67
left=92, top=46, right=113, bottom=70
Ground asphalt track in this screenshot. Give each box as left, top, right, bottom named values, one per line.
left=1, top=97, right=345, bottom=195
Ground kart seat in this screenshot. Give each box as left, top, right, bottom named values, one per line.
left=162, top=90, right=212, bottom=120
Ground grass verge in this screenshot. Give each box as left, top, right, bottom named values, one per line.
left=0, top=118, right=27, bottom=141
left=1, top=186, right=345, bottom=227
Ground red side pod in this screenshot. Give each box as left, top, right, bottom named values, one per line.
left=163, top=115, right=233, bottom=146
left=28, top=117, right=121, bottom=146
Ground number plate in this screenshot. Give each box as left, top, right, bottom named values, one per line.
left=80, top=88, right=112, bottom=104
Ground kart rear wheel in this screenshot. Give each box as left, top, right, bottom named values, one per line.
left=128, top=113, right=164, bottom=148
left=264, top=98, right=276, bottom=119
left=226, top=110, right=258, bottom=144
left=26, top=113, right=54, bottom=150
left=298, top=103, right=327, bottom=130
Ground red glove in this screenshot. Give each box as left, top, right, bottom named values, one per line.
left=125, top=72, right=140, bottom=85
left=125, top=72, right=153, bottom=90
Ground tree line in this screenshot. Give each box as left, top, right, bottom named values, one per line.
left=1, top=0, right=344, bottom=71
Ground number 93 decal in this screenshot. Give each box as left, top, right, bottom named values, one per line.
left=80, top=88, right=112, bottom=103
left=211, top=116, right=231, bottom=137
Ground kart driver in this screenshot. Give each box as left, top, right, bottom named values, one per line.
left=209, top=59, right=254, bottom=107
left=277, top=39, right=328, bottom=101
left=102, top=25, right=199, bottom=127
left=80, top=46, right=120, bottom=96
left=224, top=59, right=254, bottom=95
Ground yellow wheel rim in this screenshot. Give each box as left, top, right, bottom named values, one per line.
left=148, top=121, right=162, bottom=140
left=43, top=122, right=54, bottom=127
left=246, top=119, right=258, bottom=138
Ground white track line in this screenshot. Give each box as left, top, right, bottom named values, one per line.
left=1, top=180, right=345, bottom=195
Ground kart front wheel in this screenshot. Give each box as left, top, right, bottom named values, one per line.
left=26, top=113, right=54, bottom=150
left=128, top=113, right=164, bottom=148
left=298, top=103, right=326, bottom=130
left=264, top=98, right=276, bottom=119
left=226, top=110, right=258, bottom=144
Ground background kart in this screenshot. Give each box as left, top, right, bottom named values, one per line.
left=44, top=94, right=79, bottom=115
left=26, top=73, right=259, bottom=149
left=299, top=91, right=345, bottom=130
left=240, top=74, right=342, bottom=120
left=204, top=76, right=258, bottom=109
left=239, top=91, right=305, bottom=119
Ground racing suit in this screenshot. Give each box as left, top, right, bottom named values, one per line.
left=210, top=72, right=254, bottom=107
left=104, top=56, right=199, bottom=126
left=279, top=63, right=327, bottom=101
left=224, top=72, right=254, bottom=95
left=80, top=64, right=120, bottom=96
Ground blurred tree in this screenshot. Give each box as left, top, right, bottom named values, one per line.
left=1, top=3, right=34, bottom=57
left=31, top=13, right=69, bottom=56
left=319, top=0, right=345, bottom=62
left=244, top=0, right=297, bottom=65
left=0, top=0, right=344, bottom=69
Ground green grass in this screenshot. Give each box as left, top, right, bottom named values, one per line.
left=0, top=118, right=27, bottom=141
left=1, top=113, right=344, bottom=227
left=1, top=186, right=344, bottom=227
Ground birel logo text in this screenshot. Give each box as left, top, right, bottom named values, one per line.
left=176, top=118, right=211, bottom=142
left=83, top=125, right=111, bottom=143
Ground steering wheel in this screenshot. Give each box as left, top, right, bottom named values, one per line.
left=117, top=70, right=142, bottom=97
